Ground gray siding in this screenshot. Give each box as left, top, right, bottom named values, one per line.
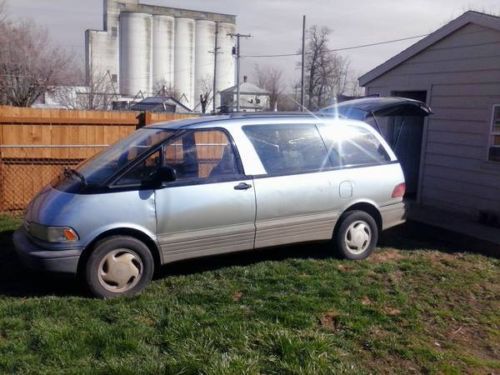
left=365, top=23, right=500, bottom=217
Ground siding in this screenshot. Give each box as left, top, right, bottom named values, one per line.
left=365, top=23, right=500, bottom=216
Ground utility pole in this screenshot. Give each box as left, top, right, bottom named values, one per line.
left=300, top=15, right=306, bottom=112
left=211, top=22, right=220, bottom=114
left=228, top=32, right=251, bottom=112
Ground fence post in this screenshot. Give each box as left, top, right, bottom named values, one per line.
left=145, top=112, right=153, bottom=126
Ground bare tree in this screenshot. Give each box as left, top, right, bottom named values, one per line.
left=153, top=80, right=179, bottom=98
left=0, top=20, right=73, bottom=107
left=254, top=64, right=284, bottom=111
left=302, top=26, right=350, bottom=111
left=54, top=68, right=118, bottom=110
left=346, top=72, right=364, bottom=97
left=196, top=77, right=213, bottom=114
left=0, top=0, right=6, bottom=24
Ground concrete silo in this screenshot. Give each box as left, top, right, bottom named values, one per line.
left=194, top=20, right=216, bottom=112
left=215, top=22, right=236, bottom=108
left=152, top=15, right=175, bottom=94
left=174, top=18, right=196, bottom=108
left=119, top=12, right=153, bottom=96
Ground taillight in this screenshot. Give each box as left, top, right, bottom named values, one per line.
left=392, top=183, right=406, bottom=198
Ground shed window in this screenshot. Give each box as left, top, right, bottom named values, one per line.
left=489, top=105, right=500, bottom=162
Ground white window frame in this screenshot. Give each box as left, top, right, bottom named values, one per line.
left=489, top=104, right=500, bottom=162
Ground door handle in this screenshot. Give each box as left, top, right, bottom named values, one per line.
left=234, top=182, right=252, bottom=190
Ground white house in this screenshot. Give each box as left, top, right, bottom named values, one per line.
left=220, top=76, right=271, bottom=112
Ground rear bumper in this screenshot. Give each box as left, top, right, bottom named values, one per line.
left=13, top=228, right=81, bottom=274
left=380, top=202, right=407, bottom=230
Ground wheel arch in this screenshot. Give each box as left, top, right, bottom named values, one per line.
left=334, top=201, right=382, bottom=237
left=77, top=228, right=162, bottom=276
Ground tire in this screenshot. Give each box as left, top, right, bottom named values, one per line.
left=334, top=210, right=378, bottom=260
left=84, top=236, right=154, bottom=299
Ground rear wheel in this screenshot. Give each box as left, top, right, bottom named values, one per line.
left=85, top=236, right=154, bottom=298
left=334, top=210, right=378, bottom=260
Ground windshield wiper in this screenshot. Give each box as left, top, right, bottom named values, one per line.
left=63, top=168, right=88, bottom=187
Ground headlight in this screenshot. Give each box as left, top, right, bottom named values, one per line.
left=27, top=222, right=79, bottom=243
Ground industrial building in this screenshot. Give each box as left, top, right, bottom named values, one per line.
left=85, top=0, right=237, bottom=111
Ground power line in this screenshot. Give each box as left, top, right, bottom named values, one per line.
left=241, top=33, right=430, bottom=58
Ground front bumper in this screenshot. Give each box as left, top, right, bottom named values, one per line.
left=380, top=201, right=407, bottom=230
left=13, top=228, right=81, bottom=274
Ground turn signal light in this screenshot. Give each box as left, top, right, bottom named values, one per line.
left=63, top=228, right=79, bottom=241
left=391, top=183, right=406, bottom=198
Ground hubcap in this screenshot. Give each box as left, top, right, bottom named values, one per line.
left=97, top=249, right=143, bottom=293
left=344, top=220, right=372, bottom=254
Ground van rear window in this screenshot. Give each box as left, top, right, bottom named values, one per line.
left=319, top=125, right=391, bottom=168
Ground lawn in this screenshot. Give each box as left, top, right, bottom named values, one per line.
left=0, top=215, right=498, bottom=374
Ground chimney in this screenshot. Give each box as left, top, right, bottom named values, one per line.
left=243, top=75, right=248, bottom=83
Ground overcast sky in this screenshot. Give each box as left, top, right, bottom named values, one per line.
left=4, top=0, right=500, bottom=90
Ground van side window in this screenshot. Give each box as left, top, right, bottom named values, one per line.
left=164, top=130, right=240, bottom=180
left=243, top=125, right=330, bottom=175
left=319, top=126, right=391, bottom=168
left=116, top=130, right=240, bottom=186
left=115, top=150, right=161, bottom=186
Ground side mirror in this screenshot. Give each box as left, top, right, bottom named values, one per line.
left=156, top=165, right=177, bottom=183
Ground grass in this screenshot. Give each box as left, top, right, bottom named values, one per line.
left=0, top=215, right=498, bottom=374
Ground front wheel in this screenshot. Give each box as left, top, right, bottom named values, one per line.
left=334, top=210, right=378, bottom=260
left=84, top=236, right=154, bottom=298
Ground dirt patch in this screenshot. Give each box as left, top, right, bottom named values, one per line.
left=361, top=296, right=373, bottom=306
left=319, top=310, right=341, bottom=331
left=425, top=251, right=458, bottom=264
left=337, top=264, right=354, bottom=272
left=383, top=307, right=401, bottom=316
left=445, top=325, right=499, bottom=361
left=232, top=291, right=243, bottom=302
left=369, top=249, right=406, bottom=263
left=388, top=270, right=404, bottom=285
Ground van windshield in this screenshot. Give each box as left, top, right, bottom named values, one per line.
left=74, top=128, right=175, bottom=186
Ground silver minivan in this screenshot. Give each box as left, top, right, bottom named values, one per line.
left=14, top=114, right=406, bottom=298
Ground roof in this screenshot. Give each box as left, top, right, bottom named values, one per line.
left=148, top=112, right=372, bottom=131
left=220, top=81, right=270, bottom=95
left=130, top=96, right=192, bottom=113
left=359, top=11, right=500, bottom=86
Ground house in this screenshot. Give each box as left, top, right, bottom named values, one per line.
left=130, top=96, right=192, bottom=113
left=359, top=11, right=500, bottom=225
left=33, top=86, right=94, bottom=109
left=220, top=76, right=270, bottom=113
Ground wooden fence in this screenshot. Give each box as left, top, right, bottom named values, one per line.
left=0, top=106, right=196, bottom=212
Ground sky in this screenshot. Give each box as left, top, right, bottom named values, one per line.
left=4, top=0, right=500, bottom=91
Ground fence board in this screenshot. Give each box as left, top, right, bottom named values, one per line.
left=0, top=106, right=196, bottom=211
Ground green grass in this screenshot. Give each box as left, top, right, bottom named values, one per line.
left=0, top=215, right=498, bottom=374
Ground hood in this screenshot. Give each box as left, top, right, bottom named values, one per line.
left=320, top=97, right=432, bottom=120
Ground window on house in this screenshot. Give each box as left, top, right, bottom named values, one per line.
left=489, top=105, right=500, bottom=162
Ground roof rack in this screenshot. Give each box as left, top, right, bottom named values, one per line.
left=227, top=111, right=319, bottom=119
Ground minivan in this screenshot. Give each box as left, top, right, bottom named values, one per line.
left=14, top=114, right=406, bottom=298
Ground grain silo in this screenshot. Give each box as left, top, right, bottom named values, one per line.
left=119, top=12, right=153, bottom=97
left=86, top=0, right=237, bottom=111
left=152, top=15, right=175, bottom=92
left=194, top=20, right=216, bottom=111
left=216, top=22, right=237, bottom=109
left=174, top=18, right=196, bottom=108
